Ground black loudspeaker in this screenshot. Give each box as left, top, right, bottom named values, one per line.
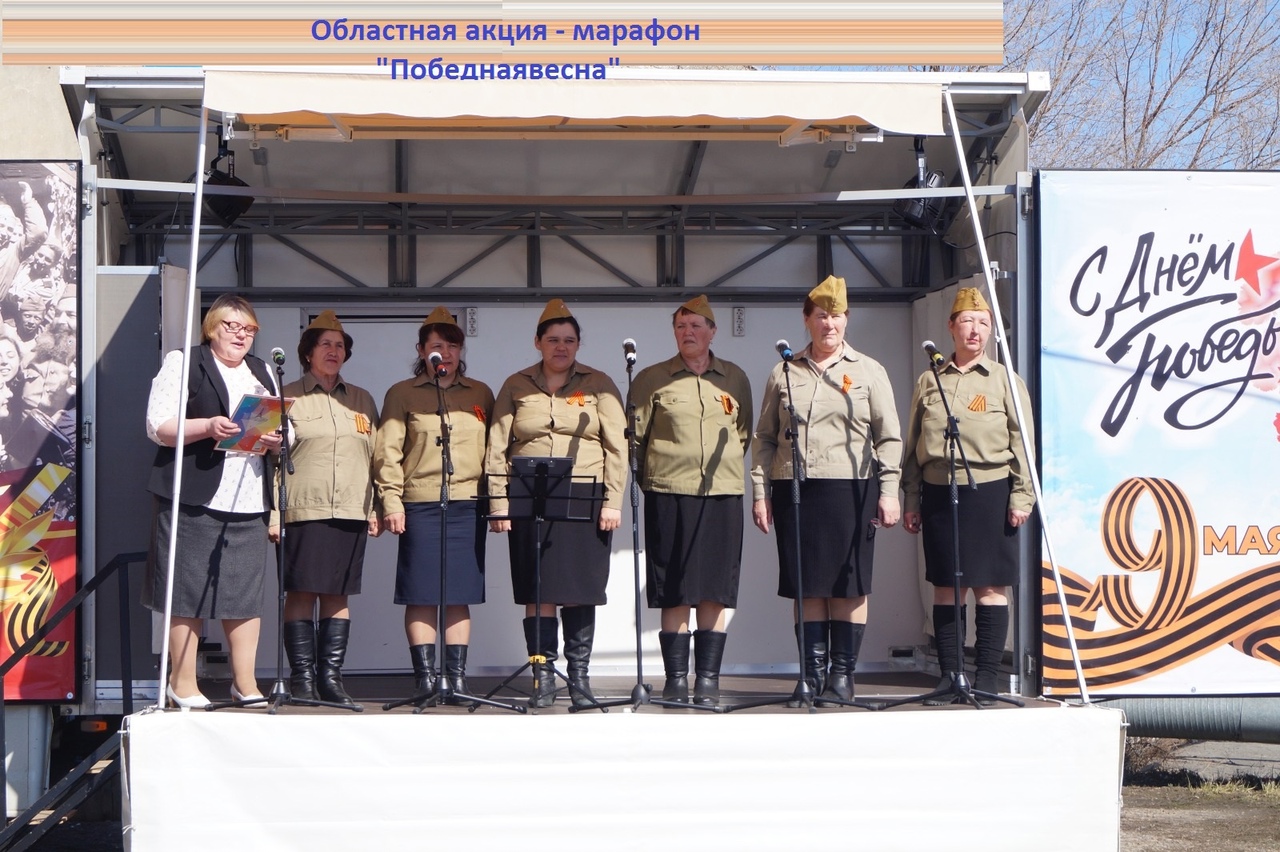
left=203, top=169, right=253, bottom=227
left=893, top=169, right=946, bottom=230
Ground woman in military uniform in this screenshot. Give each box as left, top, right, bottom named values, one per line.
left=272, top=310, right=380, bottom=708
left=751, top=275, right=902, bottom=704
left=630, top=295, right=752, bottom=706
left=486, top=299, right=626, bottom=708
left=374, top=306, right=494, bottom=703
left=901, top=287, right=1035, bottom=705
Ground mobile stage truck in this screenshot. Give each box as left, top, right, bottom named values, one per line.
left=15, top=64, right=1276, bottom=850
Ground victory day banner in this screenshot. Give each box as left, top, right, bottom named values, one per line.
left=1038, top=170, right=1280, bottom=696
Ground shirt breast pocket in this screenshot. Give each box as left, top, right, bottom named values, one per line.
left=920, top=389, right=947, bottom=424
left=406, top=411, right=440, bottom=438
left=289, top=411, right=325, bottom=441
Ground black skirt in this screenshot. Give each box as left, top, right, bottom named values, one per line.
left=509, top=483, right=611, bottom=606
left=921, top=478, right=1020, bottom=588
left=772, top=478, right=879, bottom=600
left=283, top=518, right=368, bottom=597
left=394, top=501, right=486, bottom=606
left=644, top=492, right=743, bottom=608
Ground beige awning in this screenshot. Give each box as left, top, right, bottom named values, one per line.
left=202, top=69, right=944, bottom=143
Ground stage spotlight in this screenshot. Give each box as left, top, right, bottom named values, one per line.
left=203, top=142, right=253, bottom=227
left=893, top=135, right=945, bottom=232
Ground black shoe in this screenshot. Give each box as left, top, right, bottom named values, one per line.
left=562, top=607, right=598, bottom=709
left=444, top=644, right=471, bottom=703
left=692, top=630, right=727, bottom=707
left=658, top=631, right=691, bottom=703
left=316, top=618, right=358, bottom=707
left=409, top=643, right=437, bottom=700
left=523, top=616, right=560, bottom=708
left=973, top=670, right=999, bottom=706
left=284, top=621, right=318, bottom=701
left=923, top=673, right=957, bottom=706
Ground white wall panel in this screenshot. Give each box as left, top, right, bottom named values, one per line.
left=249, top=299, right=922, bottom=676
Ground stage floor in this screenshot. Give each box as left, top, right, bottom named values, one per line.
left=169, top=670, right=1048, bottom=714
left=121, top=673, right=1124, bottom=852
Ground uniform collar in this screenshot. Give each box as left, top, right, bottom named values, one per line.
left=799, top=341, right=857, bottom=365
left=302, top=371, right=347, bottom=393
left=664, top=352, right=726, bottom=376
left=412, top=371, right=476, bottom=390
left=944, top=352, right=994, bottom=375
left=519, top=360, right=592, bottom=391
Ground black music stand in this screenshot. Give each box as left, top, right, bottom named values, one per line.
left=723, top=352, right=877, bottom=713
left=207, top=361, right=360, bottom=714
left=879, top=355, right=1024, bottom=711
left=480, top=457, right=607, bottom=714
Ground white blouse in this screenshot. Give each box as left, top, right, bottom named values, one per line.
left=146, top=349, right=276, bottom=514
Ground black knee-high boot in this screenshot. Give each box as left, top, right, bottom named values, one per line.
left=973, top=604, right=1009, bottom=705
left=819, top=621, right=864, bottom=704
left=925, top=604, right=966, bottom=705
left=692, top=629, right=727, bottom=707
left=316, top=618, right=358, bottom=706
left=284, top=621, right=317, bottom=701
left=658, top=631, right=691, bottom=703
left=562, top=606, right=597, bottom=709
left=788, top=621, right=828, bottom=707
left=522, top=615, right=559, bottom=708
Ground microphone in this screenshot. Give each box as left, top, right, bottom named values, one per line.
left=622, top=338, right=637, bottom=366
left=427, top=351, right=446, bottom=376
left=922, top=340, right=946, bottom=367
left=270, top=347, right=286, bottom=366
left=775, top=340, right=793, bottom=362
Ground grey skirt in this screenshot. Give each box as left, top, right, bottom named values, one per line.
left=145, top=500, right=269, bottom=619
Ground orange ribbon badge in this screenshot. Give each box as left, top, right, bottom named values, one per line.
left=718, top=395, right=734, bottom=415
left=1041, top=477, right=1280, bottom=693
left=354, top=413, right=371, bottom=435
left=841, top=375, right=853, bottom=394
left=473, top=405, right=486, bottom=422
left=968, top=394, right=987, bottom=412
left=568, top=391, right=587, bottom=407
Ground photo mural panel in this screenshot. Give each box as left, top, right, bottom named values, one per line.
left=0, top=160, right=80, bottom=701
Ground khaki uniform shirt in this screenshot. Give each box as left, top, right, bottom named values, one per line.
left=486, top=361, right=626, bottom=513
left=751, top=342, right=902, bottom=501
left=630, top=353, right=752, bottom=496
left=374, top=373, right=495, bottom=513
left=275, top=372, right=380, bottom=524
left=901, top=353, right=1036, bottom=514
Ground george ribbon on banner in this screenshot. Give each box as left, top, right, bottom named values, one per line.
left=0, top=464, right=73, bottom=660
left=1041, top=476, right=1280, bottom=691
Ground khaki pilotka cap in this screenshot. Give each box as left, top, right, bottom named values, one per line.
left=306, top=310, right=344, bottom=333
left=676, top=294, right=716, bottom=323
left=537, top=298, right=575, bottom=325
left=950, top=287, right=992, bottom=315
left=422, top=305, right=459, bottom=327
left=808, top=275, right=847, bottom=313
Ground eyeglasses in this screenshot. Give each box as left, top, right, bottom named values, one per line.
left=221, top=320, right=260, bottom=336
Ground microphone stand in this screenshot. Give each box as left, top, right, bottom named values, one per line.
left=383, top=363, right=522, bottom=714
left=880, top=355, right=1024, bottom=711
left=725, top=350, right=832, bottom=713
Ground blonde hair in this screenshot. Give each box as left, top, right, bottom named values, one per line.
left=201, top=294, right=259, bottom=342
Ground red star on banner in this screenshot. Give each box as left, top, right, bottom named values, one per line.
left=1235, top=230, right=1278, bottom=294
